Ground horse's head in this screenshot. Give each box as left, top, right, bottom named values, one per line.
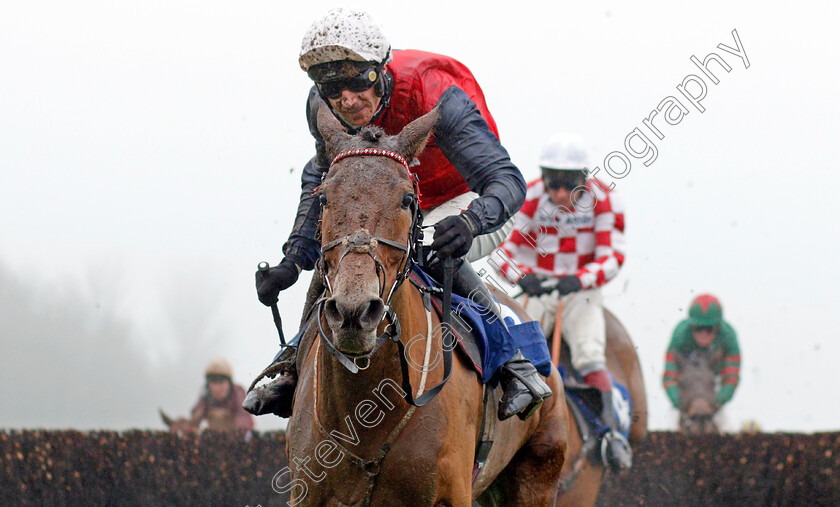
left=315, top=104, right=438, bottom=357
left=159, top=408, right=198, bottom=434
left=676, top=351, right=720, bottom=435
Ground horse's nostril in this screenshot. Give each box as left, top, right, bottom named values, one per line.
left=324, top=299, right=343, bottom=328
left=358, top=299, right=386, bottom=332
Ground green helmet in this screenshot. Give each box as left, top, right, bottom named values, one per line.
left=688, top=294, right=722, bottom=327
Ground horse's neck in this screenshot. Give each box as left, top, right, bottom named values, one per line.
left=315, top=284, right=423, bottom=451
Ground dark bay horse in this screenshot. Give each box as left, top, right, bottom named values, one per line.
left=677, top=351, right=719, bottom=435
left=283, top=106, right=569, bottom=505
left=552, top=309, right=648, bottom=507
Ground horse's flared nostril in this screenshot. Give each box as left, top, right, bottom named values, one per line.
left=358, top=298, right=386, bottom=332
left=324, top=298, right=344, bottom=329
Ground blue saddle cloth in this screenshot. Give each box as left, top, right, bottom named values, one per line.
left=557, top=365, right=633, bottom=439
left=413, top=267, right=553, bottom=384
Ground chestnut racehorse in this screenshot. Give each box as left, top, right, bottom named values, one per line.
left=284, top=106, right=569, bottom=506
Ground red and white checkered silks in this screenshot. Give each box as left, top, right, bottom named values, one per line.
left=493, top=178, right=626, bottom=290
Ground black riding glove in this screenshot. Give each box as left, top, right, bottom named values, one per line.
left=430, top=213, right=477, bottom=259
left=555, top=275, right=582, bottom=296
left=256, top=257, right=300, bottom=306
left=518, top=273, right=553, bottom=296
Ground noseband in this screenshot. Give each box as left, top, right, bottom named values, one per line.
left=316, top=148, right=421, bottom=374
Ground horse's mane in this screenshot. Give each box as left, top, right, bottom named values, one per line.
left=360, top=126, right=384, bottom=143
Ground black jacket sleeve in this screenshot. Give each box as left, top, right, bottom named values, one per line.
left=281, top=88, right=329, bottom=271
left=433, top=85, right=526, bottom=235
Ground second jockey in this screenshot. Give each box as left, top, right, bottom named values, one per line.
left=491, top=132, right=632, bottom=471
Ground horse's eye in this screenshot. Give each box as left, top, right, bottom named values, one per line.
left=319, top=194, right=328, bottom=206
left=401, top=194, right=414, bottom=209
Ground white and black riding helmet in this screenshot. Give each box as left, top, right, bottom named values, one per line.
left=299, top=8, right=392, bottom=100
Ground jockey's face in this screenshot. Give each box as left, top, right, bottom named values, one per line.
left=546, top=186, right=573, bottom=210
left=692, top=325, right=717, bottom=347
left=327, top=87, right=381, bottom=128
left=543, top=170, right=584, bottom=211
left=207, top=376, right=231, bottom=401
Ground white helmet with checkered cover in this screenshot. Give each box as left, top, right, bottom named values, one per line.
left=538, top=132, right=592, bottom=171
left=299, top=8, right=392, bottom=73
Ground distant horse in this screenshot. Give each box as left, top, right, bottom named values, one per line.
left=159, top=408, right=236, bottom=433
left=284, top=106, right=569, bottom=505
left=676, top=351, right=719, bottom=435
left=160, top=409, right=198, bottom=433
left=551, top=309, right=648, bottom=507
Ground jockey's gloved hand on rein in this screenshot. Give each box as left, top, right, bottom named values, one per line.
left=517, top=274, right=553, bottom=296
left=430, top=213, right=479, bottom=260
left=554, top=275, right=582, bottom=296
left=256, top=257, right=300, bottom=306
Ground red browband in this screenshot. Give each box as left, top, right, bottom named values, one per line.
left=330, top=148, right=410, bottom=172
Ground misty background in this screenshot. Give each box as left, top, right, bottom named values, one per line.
left=2, top=1, right=839, bottom=432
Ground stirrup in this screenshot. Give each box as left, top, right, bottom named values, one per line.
left=497, top=352, right=552, bottom=421
left=600, top=431, right=632, bottom=472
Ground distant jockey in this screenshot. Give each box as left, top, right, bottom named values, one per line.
left=491, top=132, right=631, bottom=471
left=190, top=358, right=254, bottom=432
left=663, top=294, right=741, bottom=416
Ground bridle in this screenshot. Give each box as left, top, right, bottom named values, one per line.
left=315, top=148, right=423, bottom=374
left=315, top=147, right=452, bottom=408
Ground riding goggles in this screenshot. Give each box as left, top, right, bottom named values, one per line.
left=317, top=68, right=379, bottom=99
left=206, top=374, right=229, bottom=384
left=542, top=170, right=585, bottom=191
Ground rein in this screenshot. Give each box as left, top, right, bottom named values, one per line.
left=315, top=147, right=453, bottom=408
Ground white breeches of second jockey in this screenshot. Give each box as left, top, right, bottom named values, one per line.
left=523, top=288, right=606, bottom=375
left=421, top=192, right=515, bottom=262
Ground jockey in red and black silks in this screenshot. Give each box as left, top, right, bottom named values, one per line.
left=248, top=7, right=553, bottom=423
left=283, top=48, right=524, bottom=271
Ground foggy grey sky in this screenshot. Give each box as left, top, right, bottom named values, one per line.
left=2, top=1, right=839, bottom=432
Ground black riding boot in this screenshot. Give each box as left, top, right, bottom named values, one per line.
left=599, top=389, right=633, bottom=472
left=426, top=257, right=552, bottom=421
left=498, top=350, right=553, bottom=421
left=242, top=273, right=324, bottom=418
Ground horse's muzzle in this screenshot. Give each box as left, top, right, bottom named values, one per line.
left=323, top=295, right=386, bottom=352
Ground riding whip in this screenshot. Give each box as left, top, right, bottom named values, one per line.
left=258, top=261, right=286, bottom=345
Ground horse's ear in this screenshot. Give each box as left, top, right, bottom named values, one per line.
left=159, top=408, right=174, bottom=428
left=316, top=103, right=353, bottom=160
left=396, top=106, right=440, bottom=162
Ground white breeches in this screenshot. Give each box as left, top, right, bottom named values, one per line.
left=523, top=288, right=606, bottom=375
left=421, top=192, right=515, bottom=262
